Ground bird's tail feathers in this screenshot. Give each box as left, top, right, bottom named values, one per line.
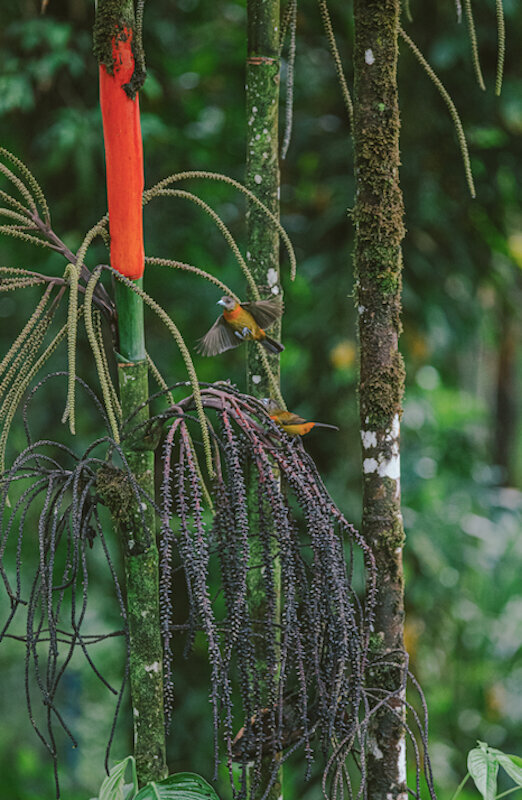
left=261, top=335, right=284, bottom=354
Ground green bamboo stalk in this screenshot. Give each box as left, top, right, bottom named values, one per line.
left=115, top=280, right=167, bottom=785
left=353, top=2, right=407, bottom=799
left=246, top=2, right=282, bottom=798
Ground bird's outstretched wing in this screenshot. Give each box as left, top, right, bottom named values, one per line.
left=242, top=298, right=284, bottom=329
left=196, top=316, right=241, bottom=356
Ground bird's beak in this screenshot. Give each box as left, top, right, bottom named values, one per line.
left=217, top=299, right=226, bottom=307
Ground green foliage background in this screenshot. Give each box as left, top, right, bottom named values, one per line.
left=1, top=1, right=522, bottom=798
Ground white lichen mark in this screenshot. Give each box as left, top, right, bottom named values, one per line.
left=361, top=429, right=377, bottom=449
left=362, top=414, right=401, bottom=482
left=365, top=49, right=375, bottom=65
left=267, top=268, right=278, bottom=287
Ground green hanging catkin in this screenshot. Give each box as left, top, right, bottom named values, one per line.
left=0, top=207, right=36, bottom=225
left=0, top=313, right=77, bottom=475
left=281, top=0, right=297, bottom=159
left=399, top=27, right=476, bottom=198
left=463, top=0, right=486, bottom=91
left=84, top=267, right=121, bottom=442
left=94, top=310, right=122, bottom=420
left=317, top=0, right=354, bottom=131
left=495, top=0, right=505, bottom=96
left=255, top=343, right=287, bottom=410
left=0, top=313, right=53, bottom=421
left=0, top=161, right=36, bottom=212
left=62, top=263, right=79, bottom=434
left=0, top=225, right=50, bottom=250
left=0, top=188, right=32, bottom=216
left=146, top=351, right=175, bottom=407
left=0, top=285, right=53, bottom=384
left=0, top=148, right=50, bottom=222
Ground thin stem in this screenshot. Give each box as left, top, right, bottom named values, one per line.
left=450, top=772, right=470, bottom=800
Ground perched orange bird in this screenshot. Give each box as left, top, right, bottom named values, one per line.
left=263, top=398, right=339, bottom=436
left=197, top=296, right=284, bottom=356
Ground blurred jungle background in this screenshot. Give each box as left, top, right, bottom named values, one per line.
left=1, top=1, right=522, bottom=798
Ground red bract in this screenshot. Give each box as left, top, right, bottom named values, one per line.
left=99, top=31, right=144, bottom=280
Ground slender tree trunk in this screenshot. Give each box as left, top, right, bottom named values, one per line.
left=95, top=0, right=167, bottom=785
left=245, top=2, right=282, bottom=798
left=353, top=2, right=407, bottom=799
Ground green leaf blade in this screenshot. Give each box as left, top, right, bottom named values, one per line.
left=468, top=746, right=499, bottom=800
left=134, top=772, right=221, bottom=800
left=488, top=750, right=522, bottom=787
left=99, top=757, right=137, bottom=800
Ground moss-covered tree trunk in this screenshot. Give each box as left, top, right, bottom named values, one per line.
left=353, top=2, right=407, bottom=799
left=95, top=0, right=167, bottom=785
left=245, top=2, right=282, bottom=798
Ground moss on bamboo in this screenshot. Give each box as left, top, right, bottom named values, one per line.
left=93, top=0, right=145, bottom=96
left=93, top=0, right=135, bottom=72
left=118, top=358, right=167, bottom=784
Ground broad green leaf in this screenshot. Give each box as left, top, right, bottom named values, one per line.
left=487, top=749, right=522, bottom=787
left=124, top=783, right=137, bottom=800
left=467, top=745, right=499, bottom=800
left=134, top=772, right=221, bottom=800
left=99, top=757, right=137, bottom=800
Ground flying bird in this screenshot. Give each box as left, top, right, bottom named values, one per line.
left=263, top=398, right=339, bottom=436
left=197, top=296, right=284, bottom=356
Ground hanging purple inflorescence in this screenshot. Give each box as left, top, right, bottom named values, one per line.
left=158, top=382, right=380, bottom=800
